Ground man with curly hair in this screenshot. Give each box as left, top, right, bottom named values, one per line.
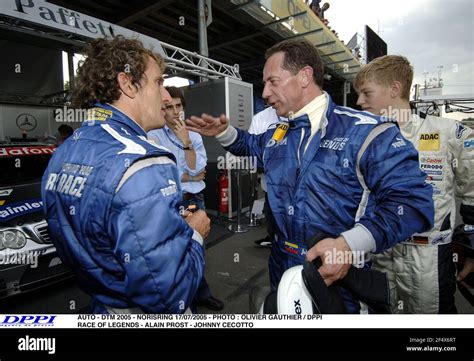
left=42, top=36, right=210, bottom=314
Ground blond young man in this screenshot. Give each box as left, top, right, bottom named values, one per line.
left=354, top=55, right=474, bottom=313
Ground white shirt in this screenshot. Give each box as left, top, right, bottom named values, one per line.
left=248, top=107, right=281, bottom=135
left=148, top=126, right=207, bottom=194
left=248, top=107, right=281, bottom=192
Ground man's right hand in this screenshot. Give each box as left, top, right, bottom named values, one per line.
left=185, top=209, right=211, bottom=240
left=186, top=113, right=229, bottom=137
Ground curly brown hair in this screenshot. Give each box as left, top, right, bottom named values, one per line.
left=72, top=35, right=165, bottom=109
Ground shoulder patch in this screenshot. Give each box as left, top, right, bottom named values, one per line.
left=464, top=139, right=474, bottom=148
left=101, top=124, right=146, bottom=155
left=455, top=123, right=467, bottom=139
left=138, top=135, right=172, bottom=153
left=333, top=108, right=378, bottom=125
left=392, top=137, right=407, bottom=149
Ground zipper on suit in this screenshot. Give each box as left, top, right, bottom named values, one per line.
left=297, top=128, right=305, bottom=167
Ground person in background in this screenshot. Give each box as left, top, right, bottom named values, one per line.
left=149, top=87, right=207, bottom=210
left=57, top=124, right=74, bottom=145
left=148, top=86, right=224, bottom=312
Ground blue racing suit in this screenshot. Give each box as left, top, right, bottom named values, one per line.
left=217, top=94, right=434, bottom=300
left=41, top=104, right=205, bottom=313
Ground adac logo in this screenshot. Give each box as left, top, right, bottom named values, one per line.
left=420, top=133, right=439, bottom=141
left=1, top=315, right=56, bottom=327
left=271, top=122, right=289, bottom=142
left=419, top=133, right=440, bottom=151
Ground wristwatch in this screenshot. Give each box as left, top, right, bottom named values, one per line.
left=183, top=142, right=193, bottom=151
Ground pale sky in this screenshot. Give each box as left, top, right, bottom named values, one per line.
left=328, top=0, right=473, bottom=94
left=325, top=0, right=474, bottom=119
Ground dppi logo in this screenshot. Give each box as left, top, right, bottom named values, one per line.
left=1, top=315, right=56, bottom=326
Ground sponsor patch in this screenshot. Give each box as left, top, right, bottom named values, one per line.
left=456, top=123, right=467, bottom=139
left=418, top=133, right=440, bottom=151
left=284, top=241, right=299, bottom=255
left=160, top=180, right=177, bottom=197
left=0, top=199, right=43, bottom=221
left=464, top=139, right=474, bottom=148
left=424, top=170, right=443, bottom=176
left=420, top=163, right=443, bottom=170
left=0, top=146, right=55, bottom=157
left=44, top=164, right=93, bottom=199
left=271, top=122, right=289, bottom=142
left=320, top=137, right=349, bottom=151
left=392, top=137, right=406, bottom=149
left=87, top=107, right=112, bottom=121
left=419, top=157, right=444, bottom=164
left=266, top=138, right=288, bottom=148
left=354, top=117, right=378, bottom=125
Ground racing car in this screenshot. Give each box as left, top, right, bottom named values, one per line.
left=0, top=142, right=72, bottom=298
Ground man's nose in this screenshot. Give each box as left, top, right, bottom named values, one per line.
left=161, top=86, right=172, bottom=104
left=262, top=83, right=271, bottom=100
left=356, top=94, right=364, bottom=107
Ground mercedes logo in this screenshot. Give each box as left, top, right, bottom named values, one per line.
left=16, top=114, right=38, bottom=132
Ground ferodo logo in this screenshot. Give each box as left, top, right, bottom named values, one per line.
left=418, top=133, right=440, bottom=151
left=0, top=146, right=55, bottom=157
left=421, top=164, right=443, bottom=170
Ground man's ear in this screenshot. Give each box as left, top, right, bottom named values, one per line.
left=391, top=81, right=402, bottom=98
left=299, top=66, right=314, bottom=88
left=117, top=72, right=138, bottom=99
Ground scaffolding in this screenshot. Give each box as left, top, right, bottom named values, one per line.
left=0, top=0, right=242, bottom=102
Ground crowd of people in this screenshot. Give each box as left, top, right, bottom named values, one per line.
left=41, top=35, right=473, bottom=315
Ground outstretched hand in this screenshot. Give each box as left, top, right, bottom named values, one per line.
left=186, top=113, right=229, bottom=137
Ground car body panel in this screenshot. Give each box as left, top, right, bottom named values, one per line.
left=0, top=143, right=72, bottom=298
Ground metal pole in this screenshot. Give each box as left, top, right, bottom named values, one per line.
left=343, top=81, right=348, bottom=107
left=67, top=51, right=75, bottom=90
left=229, top=166, right=248, bottom=233
left=198, top=0, right=209, bottom=81
left=248, top=172, right=260, bottom=227
left=198, top=0, right=209, bottom=57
